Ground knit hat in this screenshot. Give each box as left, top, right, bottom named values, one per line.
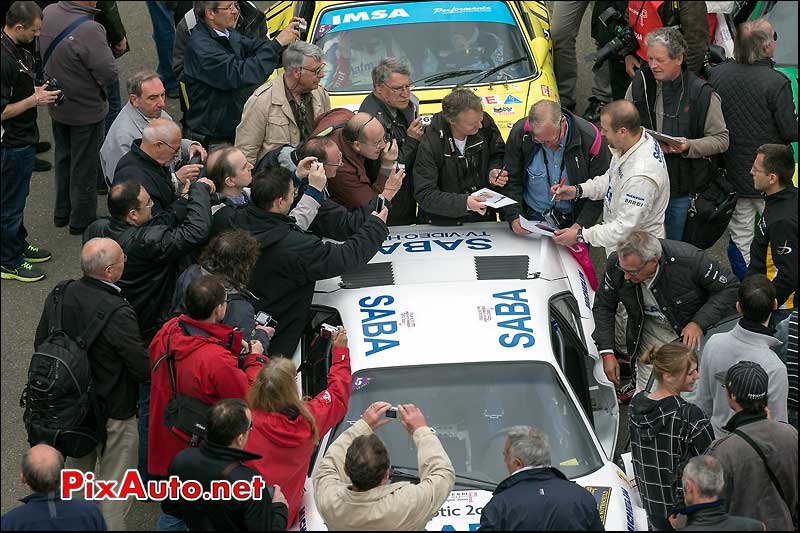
left=723, top=361, right=769, bottom=401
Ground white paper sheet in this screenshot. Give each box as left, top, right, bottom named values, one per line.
left=519, top=216, right=558, bottom=237
left=470, top=188, right=518, bottom=209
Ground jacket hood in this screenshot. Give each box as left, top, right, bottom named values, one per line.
left=200, top=439, right=262, bottom=463
left=629, top=392, right=686, bottom=436
left=250, top=409, right=314, bottom=448
left=236, top=205, right=295, bottom=247
left=765, top=185, right=797, bottom=205
left=129, top=138, right=164, bottom=171
left=157, top=315, right=242, bottom=362
left=494, top=466, right=568, bottom=495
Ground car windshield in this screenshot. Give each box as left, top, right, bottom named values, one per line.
left=313, top=1, right=535, bottom=92
left=327, top=362, right=604, bottom=485
left=764, top=3, right=798, bottom=66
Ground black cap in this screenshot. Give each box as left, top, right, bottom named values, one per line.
left=724, top=361, right=768, bottom=402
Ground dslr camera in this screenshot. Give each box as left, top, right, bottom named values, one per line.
left=43, top=77, right=66, bottom=106
left=588, top=7, right=639, bottom=71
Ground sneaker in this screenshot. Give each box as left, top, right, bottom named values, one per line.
left=23, top=244, right=52, bottom=263
left=54, top=218, right=68, bottom=228
left=616, top=381, right=636, bottom=404
left=1, top=262, right=45, bottom=282
left=35, top=141, right=51, bottom=153
left=69, top=226, right=87, bottom=236
left=33, top=158, right=52, bottom=172
left=582, top=97, right=608, bottom=123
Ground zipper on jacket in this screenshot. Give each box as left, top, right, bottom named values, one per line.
left=633, top=284, right=645, bottom=361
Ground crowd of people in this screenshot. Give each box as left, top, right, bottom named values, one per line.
left=1, top=0, right=798, bottom=531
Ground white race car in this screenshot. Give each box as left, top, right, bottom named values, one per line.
left=290, top=222, right=648, bottom=531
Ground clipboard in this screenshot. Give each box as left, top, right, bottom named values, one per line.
left=645, top=128, right=686, bottom=148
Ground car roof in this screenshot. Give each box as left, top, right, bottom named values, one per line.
left=313, top=222, right=578, bottom=373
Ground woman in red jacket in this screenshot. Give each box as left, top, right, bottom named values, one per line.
left=245, top=327, right=352, bottom=528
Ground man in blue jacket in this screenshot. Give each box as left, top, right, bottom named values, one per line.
left=479, top=426, right=604, bottom=531
left=183, top=1, right=303, bottom=147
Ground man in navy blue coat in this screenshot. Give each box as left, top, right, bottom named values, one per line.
left=1, top=444, right=106, bottom=531
left=479, top=426, right=604, bottom=531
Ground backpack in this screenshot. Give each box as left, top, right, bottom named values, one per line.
left=682, top=164, right=738, bottom=249
left=20, top=281, right=122, bottom=458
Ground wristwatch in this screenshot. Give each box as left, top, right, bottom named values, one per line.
left=576, top=227, right=586, bottom=244
left=574, top=184, right=583, bottom=199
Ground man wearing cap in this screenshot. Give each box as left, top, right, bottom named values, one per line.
left=696, top=275, right=789, bottom=437
left=707, top=361, right=798, bottom=531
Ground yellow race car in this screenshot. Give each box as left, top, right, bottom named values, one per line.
left=266, top=1, right=559, bottom=140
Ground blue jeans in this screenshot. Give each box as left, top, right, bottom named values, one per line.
left=146, top=1, right=179, bottom=92
left=104, top=79, right=122, bottom=134
left=137, top=382, right=150, bottom=483
left=665, top=196, right=691, bottom=241
left=157, top=511, right=186, bottom=531
left=1, top=146, right=35, bottom=268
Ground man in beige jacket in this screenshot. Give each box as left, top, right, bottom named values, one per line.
left=314, top=402, right=455, bottom=531
left=235, top=41, right=331, bottom=165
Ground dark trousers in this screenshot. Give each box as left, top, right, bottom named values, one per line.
left=146, top=1, right=179, bottom=92
left=1, top=145, right=35, bottom=268
left=52, top=120, right=103, bottom=230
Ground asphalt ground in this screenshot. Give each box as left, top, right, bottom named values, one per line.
left=1, top=2, right=729, bottom=528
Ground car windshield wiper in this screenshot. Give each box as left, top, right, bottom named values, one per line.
left=391, top=465, right=496, bottom=491
left=465, top=56, right=529, bottom=85
left=412, top=69, right=483, bottom=87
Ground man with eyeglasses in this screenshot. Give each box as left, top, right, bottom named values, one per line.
left=236, top=41, right=330, bottom=166
left=113, top=118, right=204, bottom=218
left=164, top=398, right=288, bottom=530
left=710, top=19, right=798, bottom=281
left=592, top=230, right=737, bottom=396
left=33, top=237, right=149, bottom=530
left=183, top=1, right=305, bottom=148
left=359, top=58, right=425, bottom=226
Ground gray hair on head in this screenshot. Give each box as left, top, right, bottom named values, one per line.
left=22, top=444, right=64, bottom=493
left=682, top=455, right=725, bottom=499
left=127, top=70, right=161, bottom=97
left=142, top=118, right=181, bottom=143
left=80, top=238, right=116, bottom=277
left=372, top=57, right=411, bottom=88
left=617, top=231, right=663, bottom=263
left=506, top=426, right=550, bottom=468
left=195, top=1, right=223, bottom=21
left=734, top=19, right=773, bottom=65
left=282, top=41, right=323, bottom=72
left=645, top=26, right=687, bottom=61
left=528, top=99, right=562, bottom=130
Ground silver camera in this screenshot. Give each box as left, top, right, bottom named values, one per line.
left=320, top=323, right=339, bottom=338
left=254, top=311, right=278, bottom=328
left=295, top=21, right=307, bottom=33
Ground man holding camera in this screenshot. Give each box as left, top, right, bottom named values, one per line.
left=40, top=0, right=119, bottom=235
left=2, top=1, right=59, bottom=282
left=314, top=402, right=455, bottom=530
left=113, top=118, right=204, bottom=218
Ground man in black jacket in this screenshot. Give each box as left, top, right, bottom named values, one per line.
left=594, top=231, right=738, bottom=392
left=215, top=166, right=389, bottom=357
left=182, top=1, right=302, bottom=146
left=164, top=399, right=288, bottom=530
left=499, top=99, right=608, bottom=234
left=114, top=118, right=203, bottom=217
left=359, top=58, right=424, bottom=226
left=479, top=425, right=603, bottom=531
left=746, top=144, right=797, bottom=324
left=34, top=237, right=149, bottom=530
left=710, top=19, right=798, bottom=280
left=414, top=88, right=505, bottom=225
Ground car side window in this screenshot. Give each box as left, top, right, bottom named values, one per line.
left=550, top=293, right=593, bottom=424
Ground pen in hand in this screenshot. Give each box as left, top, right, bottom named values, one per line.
left=551, top=176, right=567, bottom=203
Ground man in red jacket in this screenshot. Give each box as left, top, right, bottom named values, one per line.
left=148, top=275, right=266, bottom=528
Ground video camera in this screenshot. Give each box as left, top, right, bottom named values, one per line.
left=587, top=7, right=639, bottom=71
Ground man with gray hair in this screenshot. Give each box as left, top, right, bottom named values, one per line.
left=236, top=41, right=330, bottom=165
left=113, top=117, right=204, bottom=218
left=479, top=426, right=603, bottom=531
left=668, top=455, right=763, bottom=530
left=593, top=231, right=738, bottom=394
left=710, top=19, right=798, bottom=280
left=100, top=70, right=206, bottom=185
left=32, top=238, right=149, bottom=530
left=359, top=58, right=425, bottom=225
left=1, top=444, right=106, bottom=530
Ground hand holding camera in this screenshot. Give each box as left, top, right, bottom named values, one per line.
left=33, top=83, right=62, bottom=107
left=406, top=117, right=425, bottom=140
left=380, top=138, right=399, bottom=166
left=276, top=17, right=306, bottom=46
left=382, top=164, right=405, bottom=201
left=362, top=401, right=394, bottom=430
left=295, top=156, right=318, bottom=179
left=307, top=161, right=327, bottom=192
left=397, top=404, right=428, bottom=434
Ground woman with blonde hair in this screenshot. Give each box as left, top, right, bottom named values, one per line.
left=245, top=327, right=352, bottom=528
left=628, top=342, right=715, bottom=531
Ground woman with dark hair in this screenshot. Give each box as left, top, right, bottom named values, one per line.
left=629, top=342, right=715, bottom=531
left=170, top=229, right=274, bottom=348
left=245, top=327, right=352, bottom=528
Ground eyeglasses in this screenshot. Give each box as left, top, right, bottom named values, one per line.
left=353, top=116, right=387, bottom=148
left=773, top=31, right=778, bottom=42
left=159, top=139, right=181, bottom=154
left=751, top=167, right=771, bottom=175
left=383, top=82, right=413, bottom=94
left=619, top=261, right=652, bottom=276
left=301, top=65, right=325, bottom=76
left=104, top=254, right=127, bottom=270
left=323, top=156, right=344, bottom=168
left=132, top=199, right=154, bottom=211
left=212, top=2, right=239, bottom=12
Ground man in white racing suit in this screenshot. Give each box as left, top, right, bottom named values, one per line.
left=552, top=100, right=670, bottom=255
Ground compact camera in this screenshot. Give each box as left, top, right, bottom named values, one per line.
left=254, top=311, right=278, bottom=328
left=44, top=77, right=66, bottom=106
left=295, top=21, right=307, bottom=33
left=320, top=323, right=339, bottom=338
left=385, top=407, right=398, bottom=419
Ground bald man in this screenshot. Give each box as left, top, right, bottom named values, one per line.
left=311, top=109, right=405, bottom=211
left=113, top=117, right=206, bottom=218
left=1, top=445, right=106, bottom=530
left=33, top=238, right=149, bottom=530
